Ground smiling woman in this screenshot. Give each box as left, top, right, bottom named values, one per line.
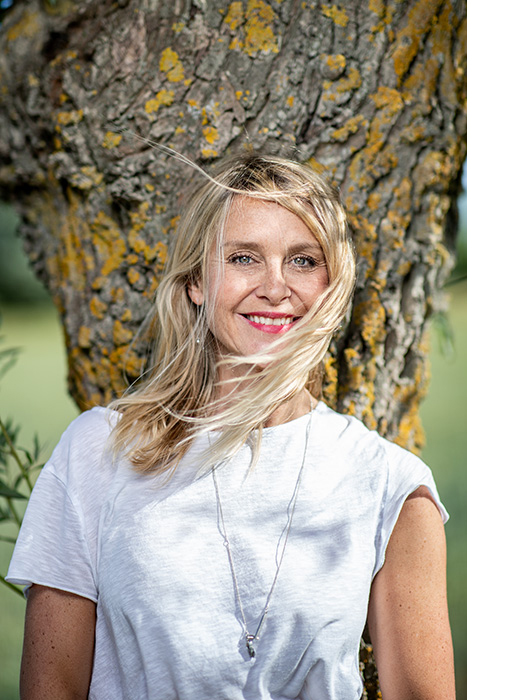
left=188, top=198, right=329, bottom=367
left=6, top=151, right=455, bottom=700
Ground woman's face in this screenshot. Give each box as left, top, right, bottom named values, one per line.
left=188, top=196, right=329, bottom=365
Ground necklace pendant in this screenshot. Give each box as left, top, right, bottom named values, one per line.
left=246, top=635, right=256, bottom=658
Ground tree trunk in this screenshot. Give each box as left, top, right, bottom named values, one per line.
left=0, top=0, right=466, bottom=695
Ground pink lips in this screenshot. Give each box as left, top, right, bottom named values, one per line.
left=241, top=312, right=299, bottom=334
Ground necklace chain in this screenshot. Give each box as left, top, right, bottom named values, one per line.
left=211, top=402, right=313, bottom=659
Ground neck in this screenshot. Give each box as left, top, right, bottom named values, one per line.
left=263, top=390, right=315, bottom=427
left=213, top=365, right=315, bottom=427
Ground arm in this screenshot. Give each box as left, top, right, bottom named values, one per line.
left=367, top=486, right=455, bottom=700
left=20, top=584, right=96, bottom=700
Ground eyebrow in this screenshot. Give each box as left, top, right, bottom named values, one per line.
left=222, top=240, right=324, bottom=255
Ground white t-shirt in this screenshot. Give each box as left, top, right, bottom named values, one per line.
left=7, top=402, right=448, bottom=700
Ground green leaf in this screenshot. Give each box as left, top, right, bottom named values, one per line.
left=0, top=479, right=27, bottom=499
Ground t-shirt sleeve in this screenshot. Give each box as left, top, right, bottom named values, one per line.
left=6, top=467, right=98, bottom=602
left=372, top=439, right=449, bottom=579
left=5, top=410, right=114, bottom=603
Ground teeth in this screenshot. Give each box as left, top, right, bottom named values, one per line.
left=247, top=315, right=294, bottom=326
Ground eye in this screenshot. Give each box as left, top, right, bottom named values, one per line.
left=291, top=255, right=317, bottom=268
left=228, top=253, right=255, bottom=265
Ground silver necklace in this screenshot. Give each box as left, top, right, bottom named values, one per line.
left=211, top=402, right=313, bottom=659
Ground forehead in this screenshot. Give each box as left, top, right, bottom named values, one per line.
left=222, top=196, right=320, bottom=247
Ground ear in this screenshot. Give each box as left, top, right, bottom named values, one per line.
left=187, top=279, right=204, bottom=306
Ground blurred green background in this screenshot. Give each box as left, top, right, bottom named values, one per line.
left=0, top=187, right=466, bottom=698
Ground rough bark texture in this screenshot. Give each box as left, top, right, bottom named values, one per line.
left=0, top=1, right=466, bottom=695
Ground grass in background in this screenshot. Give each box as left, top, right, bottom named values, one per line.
left=421, top=280, right=467, bottom=700
left=0, top=290, right=466, bottom=699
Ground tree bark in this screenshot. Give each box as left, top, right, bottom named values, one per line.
left=0, top=0, right=466, bottom=695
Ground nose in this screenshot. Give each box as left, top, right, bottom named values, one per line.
left=256, top=261, right=291, bottom=304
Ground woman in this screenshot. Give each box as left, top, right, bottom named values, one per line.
left=7, top=152, right=455, bottom=699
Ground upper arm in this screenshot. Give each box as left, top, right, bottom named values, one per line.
left=367, top=486, right=455, bottom=700
left=21, top=584, right=96, bottom=700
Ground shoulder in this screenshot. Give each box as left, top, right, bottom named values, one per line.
left=314, top=402, right=447, bottom=516
left=44, top=407, right=121, bottom=488
left=313, top=401, right=408, bottom=470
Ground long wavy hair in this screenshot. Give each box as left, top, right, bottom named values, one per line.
left=109, top=151, right=356, bottom=475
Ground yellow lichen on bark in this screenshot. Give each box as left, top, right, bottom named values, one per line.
left=331, top=114, right=367, bottom=142
left=321, top=4, right=349, bottom=27
left=113, top=319, right=133, bottom=347
left=391, top=0, right=442, bottom=84
left=102, top=131, right=123, bottom=149
left=224, top=2, right=244, bottom=30
left=6, top=10, right=41, bottom=41
left=159, top=48, right=185, bottom=82
left=55, top=190, right=94, bottom=292
left=91, top=211, right=127, bottom=277
left=226, top=0, right=279, bottom=55
left=145, top=89, right=175, bottom=115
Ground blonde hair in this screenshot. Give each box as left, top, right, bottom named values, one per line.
left=109, top=151, right=356, bottom=474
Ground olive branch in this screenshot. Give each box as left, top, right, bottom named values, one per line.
left=0, top=336, right=44, bottom=598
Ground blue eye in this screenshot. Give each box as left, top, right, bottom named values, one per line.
left=292, top=256, right=316, bottom=268
left=229, top=254, right=254, bottom=265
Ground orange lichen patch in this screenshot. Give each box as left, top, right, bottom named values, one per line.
left=322, top=68, right=362, bottom=102
left=91, top=211, right=127, bottom=276
left=393, top=176, right=412, bottom=215
left=392, top=0, right=441, bottom=84
left=348, top=129, right=399, bottom=189
left=322, top=53, right=346, bottom=72
left=202, top=147, right=219, bottom=159
left=323, top=353, right=338, bottom=403
left=286, top=95, right=294, bottom=108
left=169, top=215, right=181, bottom=230
left=90, top=296, right=108, bottom=319
left=52, top=191, right=94, bottom=291
left=343, top=347, right=364, bottom=392
left=224, top=1, right=244, bottom=30
left=109, top=346, right=143, bottom=384
left=159, top=48, right=185, bottom=82
left=227, top=0, right=280, bottom=55
left=367, top=192, right=382, bottom=211
left=113, top=319, right=134, bottom=347
left=393, top=351, right=430, bottom=452
left=412, top=150, right=455, bottom=208
left=102, top=131, right=122, bottom=149
left=368, top=0, right=385, bottom=16
left=402, top=56, right=440, bottom=107
left=371, top=85, right=404, bottom=113
left=70, top=166, right=104, bottom=190
left=145, top=88, right=175, bottom=115
left=331, top=114, right=367, bottom=142
left=129, top=201, right=151, bottom=234
left=6, top=9, right=41, bottom=41
left=77, top=325, right=92, bottom=349
left=143, top=274, right=160, bottom=299
left=55, top=109, right=84, bottom=128
left=347, top=214, right=377, bottom=273
left=68, top=348, right=105, bottom=409
left=322, top=4, right=349, bottom=27
left=154, top=241, right=168, bottom=269
left=353, top=290, right=387, bottom=351
left=342, top=348, right=377, bottom=430
left=127, top=268, right=141, bottom=286
left=203, top=126, right=220, bottom=144
left=111, top=287, right=125, bottom=304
